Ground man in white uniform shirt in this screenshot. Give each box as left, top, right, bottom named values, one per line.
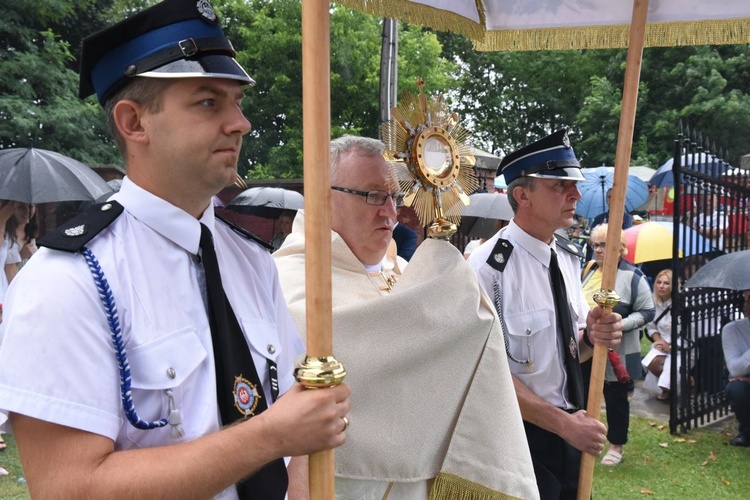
left=722, top=290, right=750, bottom=447
left=0, top=1, right=350, bottom=498
left=468, top=130, right=623, bottom=499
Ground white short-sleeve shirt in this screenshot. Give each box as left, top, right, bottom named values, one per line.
left=467, top=220, right=589, bottom=409
left=0, top=179, right=304, bottom=498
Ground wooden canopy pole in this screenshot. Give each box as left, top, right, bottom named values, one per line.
left=577, top=0, right=649, bottom=498
left=301, top=1, right=334, bottom=498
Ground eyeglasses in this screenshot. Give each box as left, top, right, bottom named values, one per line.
left=331, top=186, right=404, bottom=206
left=591, top=242, right=607, bottom=250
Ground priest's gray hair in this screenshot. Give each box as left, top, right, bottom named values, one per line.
left=330, top=135, right=385, bottom=185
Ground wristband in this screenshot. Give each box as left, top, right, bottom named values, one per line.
left=582, top=328, right=594, bottom=348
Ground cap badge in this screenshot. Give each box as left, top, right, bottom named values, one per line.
left=233, top=374, right=260, bottom=418
left=196, top=0, right=217, bottom=22
left=562, top=133, right=571, bottom=149
left=64, top=224, right=87, bottom=237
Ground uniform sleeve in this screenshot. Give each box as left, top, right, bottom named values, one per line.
left=0, top=249, right=123, bottom=438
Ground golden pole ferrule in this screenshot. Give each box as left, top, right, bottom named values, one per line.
left=294, top=356, right=347, bottom=388
left=593, top=289, right=621, bottom=311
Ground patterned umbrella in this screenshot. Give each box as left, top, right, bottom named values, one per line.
left=623, top=220, right=712, bottom=264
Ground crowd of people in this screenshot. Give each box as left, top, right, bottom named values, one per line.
left=0, top=0, right=747, bottom=498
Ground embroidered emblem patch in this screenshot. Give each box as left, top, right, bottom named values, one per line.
left=562, top=133, right=571, bottom=148
left=569, top=337, right=578, bottom=359
left=493, top=253, right=505, bottom=264
left=64, top=224, right=87, bottom=237
left=233, top=375, right=260, bottom=417
left=196, top=0, right=217, bottom=22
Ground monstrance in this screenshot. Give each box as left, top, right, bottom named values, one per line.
left=381, top=79, right=478, bottom=239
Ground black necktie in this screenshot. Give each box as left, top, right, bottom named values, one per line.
left=549, top=248, right=585, bottom=409
left=199, top=223, right=287, bottom=499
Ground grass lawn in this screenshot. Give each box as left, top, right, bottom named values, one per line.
left=0, top=414, right=748, bottom=499
left=0, top=434, right=29, bottom=499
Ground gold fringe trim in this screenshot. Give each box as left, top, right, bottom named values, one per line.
left=475, top=18, right=750, bottom=52
left=429, top=472, right=523, bottom=500
left=335, top=0, right=486, bottom=41
left=334, top=1, right=749, bottom=52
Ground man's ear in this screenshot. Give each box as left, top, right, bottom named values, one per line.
left=512, top=185, right=529, bottom=207
left=113, top=100, right=148, bottom=145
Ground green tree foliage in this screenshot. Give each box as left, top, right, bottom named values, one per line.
left=0, top=0, right=120, bottom=164
left=438, top=32, right=750, bottom=170
left=219, top=0, right=455, bottom=179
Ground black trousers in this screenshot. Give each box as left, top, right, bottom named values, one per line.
left=524, top=421, right=582, bottom=500
left=726, top=380, right=750, bottom=437
left=581, top=359, right=630, bottom=446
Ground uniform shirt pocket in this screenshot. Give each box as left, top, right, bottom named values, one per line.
left=125, top=328, right=208, bottom=446
left=503, top=310, right=554, bottom=374
left=239, top=317, right=298, bottom=398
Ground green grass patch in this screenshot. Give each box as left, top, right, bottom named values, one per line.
left=593, top=415, right=749, bottom=499
left=0, top=434, right=30, bottom=499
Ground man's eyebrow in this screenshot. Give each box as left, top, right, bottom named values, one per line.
left=191, top=85, right=245, bottom=100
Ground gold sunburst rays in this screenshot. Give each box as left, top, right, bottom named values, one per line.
left=381, top=78, right=478, bottom=239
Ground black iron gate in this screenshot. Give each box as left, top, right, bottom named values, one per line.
left=670, top=126, right=749, bottom=433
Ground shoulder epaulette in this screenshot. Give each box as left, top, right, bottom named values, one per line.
left=216, top=214, right=273, bottom=252
left=554, top=233, right=584, bottom=259
left=38, top=201, right=124, bottom=253
left=486, top=238, right=513, bottom=272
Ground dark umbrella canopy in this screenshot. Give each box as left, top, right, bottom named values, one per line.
left=649, top=153, right=728, bottom=188
left=0, top=148, right=113, bottom=203
left=228, top=187, right=304, bottom=219
left=685, top=250, right=750, bottom=291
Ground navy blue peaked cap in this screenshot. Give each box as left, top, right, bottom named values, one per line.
left=79, top=0, right=254, bottom=105
left=498, top=129, right=584, bottom=184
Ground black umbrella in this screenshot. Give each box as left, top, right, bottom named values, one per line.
left=228, top=187, right=304, bottom=219
left=0, top=148, right=113, bottom=203
left=685, top=250, right=750, bottom=291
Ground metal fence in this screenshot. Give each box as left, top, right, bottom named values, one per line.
left=670, top=126, right=749, bottom=433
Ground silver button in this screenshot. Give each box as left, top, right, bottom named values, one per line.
left=167, top=368, right=176, bottom=379
left=267, top=344, right=276, bottom=355
left=101, top=203, right=112, bottom=211
left=525, top=328, right=531, bottom=335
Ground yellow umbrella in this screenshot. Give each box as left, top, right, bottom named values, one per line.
left=301, top=1, right=750, bottom=498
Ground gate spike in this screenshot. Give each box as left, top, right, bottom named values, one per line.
left=678, top=119, right=684, bottom=137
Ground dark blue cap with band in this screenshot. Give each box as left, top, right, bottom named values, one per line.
left=79, top=0, right=254, bottom=105
left=498, top=129, right=584, bottom=184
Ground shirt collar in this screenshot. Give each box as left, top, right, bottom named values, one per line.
left=111, top=177, right=214, bottom=255
left=506, top=219, right=554, bottom=268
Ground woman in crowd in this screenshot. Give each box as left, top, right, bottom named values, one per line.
left=6, top=203, right=38, bottom=279
left=581, top=224, right=655, bottom=466
left=642, top=269, right=674, bottom=401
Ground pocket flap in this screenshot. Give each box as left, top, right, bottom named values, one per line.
left=240, top=318, right=282, bottom=362
left=128, top=328, right=207, bottom=390
left=504, top=309, right=551, bottom=337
